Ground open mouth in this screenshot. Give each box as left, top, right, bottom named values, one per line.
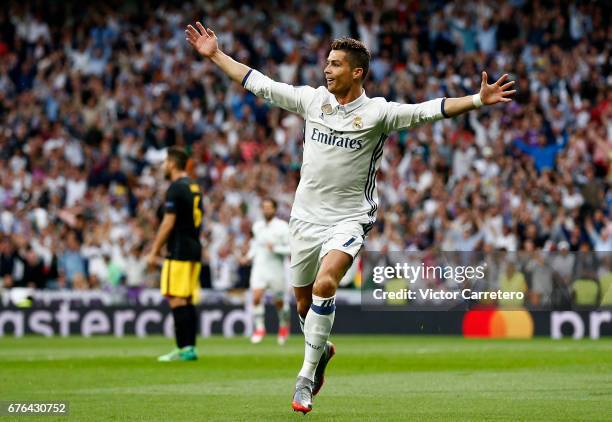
left=326, top=78, right=334, bottom=84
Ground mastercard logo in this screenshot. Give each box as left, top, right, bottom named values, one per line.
left=462, top=310, right=534, bottom=338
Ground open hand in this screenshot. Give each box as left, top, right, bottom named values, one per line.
left=145, top=252, right=159, bottom=269
left=480, top=72, right=516, bottom=105
left=185, top=21, right=219, bottom=58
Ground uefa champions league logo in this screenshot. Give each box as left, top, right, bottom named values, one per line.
left=321, top=103, right=333, bottom=115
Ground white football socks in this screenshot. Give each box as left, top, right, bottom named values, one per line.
left=253, top=303, right=265, bottom=331
left=278, top=302, right=290, bottom=328
left=298, top=294, right=336, bottom=381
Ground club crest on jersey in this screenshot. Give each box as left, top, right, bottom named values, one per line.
left=352, top=116, right=363, bottom=129
left=321, top=103, right=333, bottom=115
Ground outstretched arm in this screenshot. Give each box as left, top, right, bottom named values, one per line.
left=186, top=21, right=316, bottom=116
left=185, top=22, right=249, bottom=84
left=383, top=72, right=516, bottom=132
left=443, top=72, right=516, bottom=117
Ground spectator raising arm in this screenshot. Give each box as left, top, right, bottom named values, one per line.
left=585, top=218, right=612, bottom=252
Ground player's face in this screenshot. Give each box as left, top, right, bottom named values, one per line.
left=262, top=201, right=276, bottom=220
left=163, top=159, right=174, bottom=180
left=324, top=50, right=360, bottom=94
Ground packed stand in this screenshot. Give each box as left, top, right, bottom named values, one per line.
left=0, top=0, right=609, bottom=308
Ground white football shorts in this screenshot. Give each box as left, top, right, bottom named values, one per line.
left=250, top=263, right=286, bottom=295
left=289, top=217, right=364, bottom=288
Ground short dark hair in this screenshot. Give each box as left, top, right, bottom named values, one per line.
left=330, top=37, right=371, bottom=81
left=166, top=147, right=188, bottom=170
left=262, top=197, right=277, bottom=210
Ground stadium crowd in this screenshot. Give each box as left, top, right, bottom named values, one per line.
left=0, top=0, right=609, bottom=307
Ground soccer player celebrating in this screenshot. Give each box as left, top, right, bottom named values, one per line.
left=247, top=198, right=291, bottom=345
left=185, top=22, right=515, bottom=413
left=146, top=147, right=203, bottom=362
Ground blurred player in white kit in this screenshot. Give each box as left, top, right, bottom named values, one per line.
left=248, top=198, right=291, bottom=345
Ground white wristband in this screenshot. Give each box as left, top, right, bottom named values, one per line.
left=472, top=93, right=483, bottom=108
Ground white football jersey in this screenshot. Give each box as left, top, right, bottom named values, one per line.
left=249, top=217, right=290, bottom=272
left=243, top=69, right=447, bottom=230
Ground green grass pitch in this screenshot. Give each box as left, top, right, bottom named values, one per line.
left=1, top=335, right=611, bottom=421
